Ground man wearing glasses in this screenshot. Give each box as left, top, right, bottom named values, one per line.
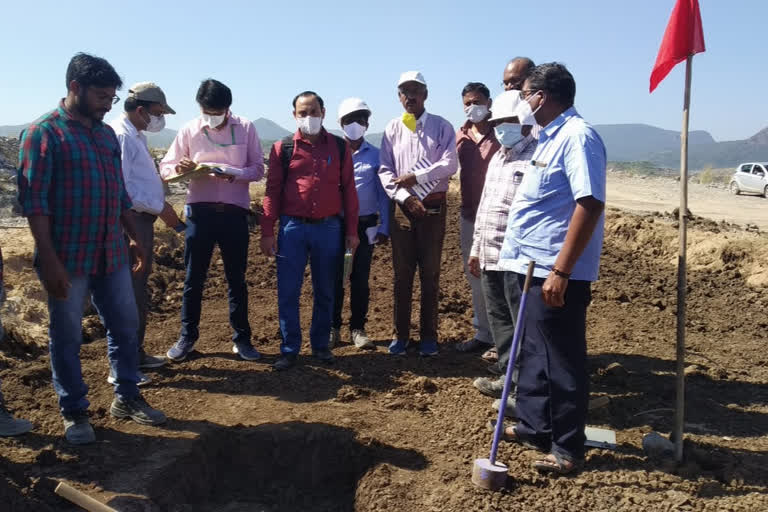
left=162, top=79, right=265, bottom=363
left=378, top=71, right=458, bottom=356
left=502, top=57, right=536, bottom=92
left=18, top=53, right=167, bottom=444
left=496, top=63, right=606, bottom=475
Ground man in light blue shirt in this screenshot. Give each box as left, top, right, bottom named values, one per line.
left=496, top=63, right=606, bottom=475
left=332, top=98, right=390, bottom=349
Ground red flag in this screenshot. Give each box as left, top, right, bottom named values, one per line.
left=649, top=0, right=705, bottom=92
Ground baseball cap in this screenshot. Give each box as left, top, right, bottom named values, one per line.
left=127, top=82, right=176, bottom=114
left=397, top=71, right=427, bottom=88
left=489, top=90, right=525, bottom=123
left=337, top=97, right=371, bottom=123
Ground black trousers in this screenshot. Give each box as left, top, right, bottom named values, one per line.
left=333, top=214, right=378, bottom=331
left=513, top=274, right=591, bottom=461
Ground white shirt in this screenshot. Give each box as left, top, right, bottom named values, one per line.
left=110, top=114, right=165, bottom=215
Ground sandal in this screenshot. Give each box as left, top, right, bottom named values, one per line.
left=481, top=347, right=498, bottom=362
left=486, top=420, right=546, bottom=451
left=532, top=452, right=580, bottom=475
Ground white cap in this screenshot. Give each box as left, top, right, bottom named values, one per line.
left=397, top=71, right=427, bottom=87
left=489, top=90, right=526, bottom=124
left=337, top=97, right=371, bottom=123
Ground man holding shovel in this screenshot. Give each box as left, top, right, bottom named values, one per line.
left=496, top=63, right=606, bottom=474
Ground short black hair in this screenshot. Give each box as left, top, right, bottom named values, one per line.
left=65, top=53, right=123, bottom=91
left=124, top=97, right=155, bottom=113
left=196, top=79, right=232, bottom=110
left=526, top=62, right=576, bottom=108
left=461, top=82, right=490, bottom=99
left=292, top=91, right=324, bottom=110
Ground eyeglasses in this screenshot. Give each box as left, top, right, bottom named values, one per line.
left=519, top=89, right=539, bottom=100
left=502, top=79, right=524, bottom=90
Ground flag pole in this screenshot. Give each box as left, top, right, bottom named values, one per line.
left=674, top=54, right=693, bottom=463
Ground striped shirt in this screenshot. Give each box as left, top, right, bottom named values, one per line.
left=470, top=135, right=537, bottom=270
left=17, top=103, right=132, bottom=277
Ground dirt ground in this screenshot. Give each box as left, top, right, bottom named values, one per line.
left=607, top=172, right=768, bottom=231
left=0, top=184, right=767, bottom=511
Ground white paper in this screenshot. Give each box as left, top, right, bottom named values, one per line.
left=366, top=226, right=379, bottom=245
left=409, top=156, right=438, bottom=200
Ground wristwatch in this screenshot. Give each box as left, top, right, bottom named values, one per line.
left=552, top=267, right=571, bottom=279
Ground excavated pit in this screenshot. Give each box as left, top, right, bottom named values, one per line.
left=107, top=422, right=426, bottom=512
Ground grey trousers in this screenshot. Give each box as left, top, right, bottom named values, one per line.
left=126, top=211, right=156, bottom=353
left=481, top=269, right=522, bottom=376
left=460, top=216, right=492, bottom=344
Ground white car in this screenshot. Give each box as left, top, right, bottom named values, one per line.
left=730, top=163, right=768, bottom=197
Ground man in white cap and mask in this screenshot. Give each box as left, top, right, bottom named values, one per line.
left=465, top=90, right=537, bottom=407
left=110, top=82, right=184, bottom=384
left=331, top=98, right=389, bottom=349
left=378, top=71, right=458, bottom=356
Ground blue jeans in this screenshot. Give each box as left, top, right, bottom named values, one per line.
left=180, top=203, right=251, bottom=345
left=45, top=265, right=140, bottom=416
left=277, top=215, right=343, bottom=354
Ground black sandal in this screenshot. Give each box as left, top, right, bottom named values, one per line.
left=486, top=420, right=547, bottom=451
left=532, top=452, right=581, bottom=475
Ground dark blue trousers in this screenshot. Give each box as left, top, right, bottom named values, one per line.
left=180, top=203, right=251, bottom=345
left=512, top=273, right=591, bottom=461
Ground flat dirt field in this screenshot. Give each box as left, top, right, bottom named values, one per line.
left=0, top=178, right=766, bottom=511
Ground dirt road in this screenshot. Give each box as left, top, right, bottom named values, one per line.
left=607, top=173, right=767, bottom=230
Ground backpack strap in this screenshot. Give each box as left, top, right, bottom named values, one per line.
left=332, top=134, right=347, bottom=190
left=279, top=135, right=295, bottom=188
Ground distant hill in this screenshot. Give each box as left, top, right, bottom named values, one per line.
left=2, top=117, right=766, bottom=169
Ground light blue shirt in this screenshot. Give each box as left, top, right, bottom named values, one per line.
left=497, top=107, right=606, bottom=281
left=353, top=140, right=390, bottom=236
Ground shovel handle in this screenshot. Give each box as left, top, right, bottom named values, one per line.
left=523, top=260, right=535, bottom=293
left=54, top=482, right=117, bottom=512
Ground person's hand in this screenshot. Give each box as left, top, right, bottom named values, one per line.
left=260, top=236, right=276, bottom=257
left=393, top=173, right=418, bottom=188
left=209, top=170, right=235, bottom=182
left=346, top=235, right=360, bottom=253
left=175, top=158, right=196, bottom=175
left=404, top=196, right=426, bottom=218
left=375, top=233, right=389, bottom=245
left=542, top=271, right=568, bottom=307
left=130, top=240, right=145, bottom=276
left=159, top=202, right=182, bottom=228
left=39, top=252, right=70, bottom=300
left=468, top=256, right=480, bottom=278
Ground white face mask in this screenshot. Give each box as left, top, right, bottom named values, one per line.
left=145, top=114, right=165, bottom=133
left=297, top=116, right=323, bottom=135
left=494, top=123, right=524, bottom=148
left=342, top=122, right=366, bottom=141
left=464, top=104, right=489, bottom=124
left=514, top=92, right=542, bottom=127
left=201, top=112, right=226, bottom=128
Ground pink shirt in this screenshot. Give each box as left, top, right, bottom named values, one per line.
left=160, top=113, right=264, bottom=209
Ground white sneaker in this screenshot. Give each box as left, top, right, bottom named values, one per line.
left=329, top=328, right=342, bottom=349
left=107, top=371, right=151, bottom=387
left=351, top=329, right=374, bottom=349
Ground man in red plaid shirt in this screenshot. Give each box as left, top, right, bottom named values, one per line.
left=17, top=53, right=166, bottom=445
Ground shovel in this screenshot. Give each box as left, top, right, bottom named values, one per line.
left=472, top=260, right=535, bottom=491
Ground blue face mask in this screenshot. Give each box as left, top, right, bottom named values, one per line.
left=494, top=122, right=524, bottom=147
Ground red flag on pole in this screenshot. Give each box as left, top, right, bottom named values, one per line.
left=649, top=0, right=706, bottom=92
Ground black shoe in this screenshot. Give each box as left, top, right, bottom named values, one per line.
left=273, top=354, right=297, bottom=371
left=110, top=396, right=167, bottom=425
left=312, top=349, right=335, bottom=364
left=487, top=362, right=504, bottom=376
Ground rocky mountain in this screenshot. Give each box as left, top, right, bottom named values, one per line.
left=2, top=117, right=766, bottom=169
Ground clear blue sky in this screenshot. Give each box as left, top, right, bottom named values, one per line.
left=0, top=0, right=764, bottom=141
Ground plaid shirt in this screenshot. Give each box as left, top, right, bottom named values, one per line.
left=470, top=135, right=537, bottom=270
left=17, top=103, right=132, bottom=277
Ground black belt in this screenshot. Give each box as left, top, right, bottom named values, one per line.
left=192, top=202, right=248, bottom=214
left=288, top=215, right=338, bottom=224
